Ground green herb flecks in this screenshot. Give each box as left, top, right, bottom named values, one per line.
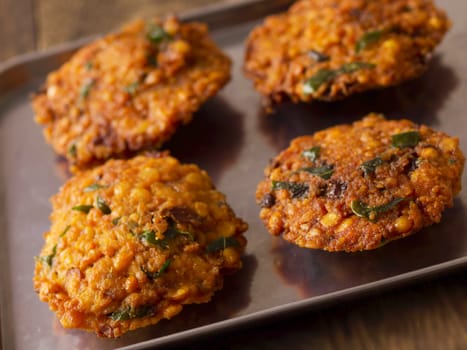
left=392, top=131, right=420, bottom=148
left=139, top=220, right=193, bottom=248
left=142, top=259, right=171, bottom=280
left=38, top=244, right=57, bottom=267
left=339, top=62, right=376, bottom=73
left=206, top=236, right=240, bottom=253
left=124, top=82, right=139, bottom=95
left=302, top=146, right=321, bottom=162
left=146, top=23, right=172, bottom=44
left=84, top=61, right=93, bottom=70
left=37, top=226, right=70, bottom=266
left=355, top=30, right=384, bottom=53
left=60, top=225, right=71, bottom=238
left=163, top=218, right=194, bottom=241
left=303, top=69, right=336, bottom=94
left=79, top=80, right=94, bottom=100
left=72, top=204, right=93, bottom=214
left=272, top=181, right=309, bottom=199
left=83, top=183, right=109, bottom=192
left=351, top=197, right=406, bottom=222
left=448, top=159, right=457, bottom=165
left=140, top=230, right=159, bottom=245
left=303, top=62, right=375, bottom=94
left=108, top=305, right=154, bottom=321
left=112, top=217, right=121, bottom=225
left=96, top=196, right=111, bottom=215
left=308, top=50, right=330, bottom=62
left=68, top=143, right=77, bottom=157
left=109, top=307, right=131, bottom=321
left=301, top=164, right=334, bottom=180
left=360, top=157, right=384, bottom=176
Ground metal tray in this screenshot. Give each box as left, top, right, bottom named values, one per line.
left=1, top=0, right=466, bottom=349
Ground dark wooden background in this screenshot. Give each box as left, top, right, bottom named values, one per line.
left=1, top=0, right=466, bottom=349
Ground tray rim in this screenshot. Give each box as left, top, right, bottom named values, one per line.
left=1, top=0, right=466, bottom=349
left=120, top=256, right=467, bottom=350
left=0, top=0, right=295, bottom=75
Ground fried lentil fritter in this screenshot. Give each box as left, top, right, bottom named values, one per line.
left=34, top=154, right=247, bottom=337
left=256, top=114, right=464, bottom=252
left=244, top=0, right=450, bottom=106
left=32, top=17, right=231, bottom=170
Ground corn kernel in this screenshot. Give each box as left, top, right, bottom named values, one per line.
left=307, top=227, right=322, bottom=239
left=184, top=172, right=204, bottom=186
left=268, top=212, right=283, bottom=233
left=382, top=39, right=399, bottom=51
left=102, top=91, right=112, bottom=101
left=163, top=304, right=183, bottom=319
left=223, top=247, right=240, bottom=265
left=135, top=120, right=150, bottom=133
left=194, top=202, right=208, bottom=217
left=270, top=168, right=282, bottom=181
left=47, top=85, right=57, bottom=98
left=395, top=216, right=413, bottom=233
left=336, top=217, right=355, bottom=232
left=172, top=40, right=190, bottom=54
left=130, top=187, right=151, bottom=203
left=114, top=182, right=130, bottom=197
left=320, top=212, right=340, bottom=228
left=429, top=17, right=442, bottom=29
left=357, top=75, right=370, bottom=84
left=440, top=138, right=458, bottom=153
left=420, top=147, right=438, bottom=160
left=113, top=248, right=134, bottom=273
left=170, top=287, right=190, bottom=301
left=217, top=221, right=235, bottom=237
left=140, top=167, right=160, bottom=183
left=124, top=275, right=138, bottom=293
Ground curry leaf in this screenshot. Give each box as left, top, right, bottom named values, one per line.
left=302, top=146, right=321, bottom=162
left=146, top=24, right=172, bottom=44
left=301, top=165, right=334, bottom=179
left=360, top=157, right=384, bottom=176
left=272, top=181, right=309, bottom=199
left=355, top=30, right=384, bottom=53
left=391, top=131, right=420, bottom=148
left=142, top=259, right=171, bottom=280
left=206, top=237, right=240, bottom=253
left=96, top=196, right=111, bottom=215
left=72, top=204, right=93, bottom=214
left=108, top=305, right=153, bottom=321
left=351, top=198, right=406, bottom=221
left=303, top=62, right=375, bottom=94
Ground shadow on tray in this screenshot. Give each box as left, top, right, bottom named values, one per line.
left=112, top=254, right=257, bottom=347
left=48, top=254, right=257, bottom=349
left=271, top=198, right=466, bottom=298
left=258, top=54, right=458, bottom=152
left=54, top=95, right=245, bottom=184
left=165, top=96, right=245, bottom=184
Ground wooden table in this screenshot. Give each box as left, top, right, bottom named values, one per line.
left=1, top=1, right=466, bottom=349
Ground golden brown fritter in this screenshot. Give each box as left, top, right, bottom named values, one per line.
left=34, top=154, right=247, bottom=337
left=32, top=17, right=231, bottom=170
left=244, top=0, right=450, bottom=106
left=256, top=114, right=464, bottom=252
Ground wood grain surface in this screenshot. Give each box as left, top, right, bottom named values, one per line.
left=0, top=1, right=466, bottom=349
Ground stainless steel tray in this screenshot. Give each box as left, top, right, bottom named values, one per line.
left=1, top=0, right=466, bottom=349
